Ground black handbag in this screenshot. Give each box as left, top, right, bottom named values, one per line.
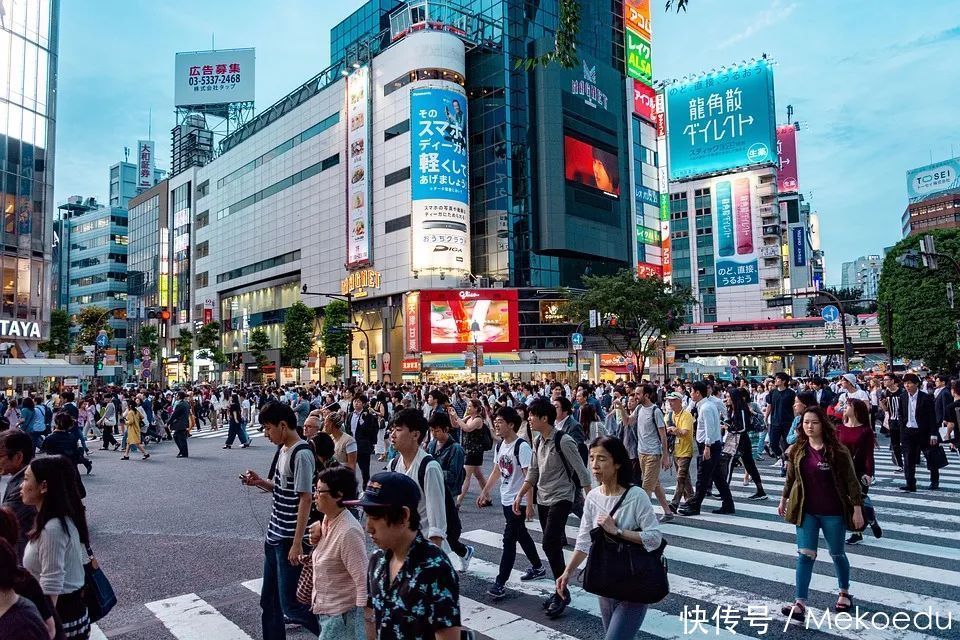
left=83, top=546, right=117, bottom=623
left=926, top=444, right=949, bottom=471
left=581, top=487, right=670, bottom=604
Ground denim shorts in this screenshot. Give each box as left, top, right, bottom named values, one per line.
left=317, top=607, right=364, bottom=640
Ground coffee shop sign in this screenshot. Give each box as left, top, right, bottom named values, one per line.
left=0, top=320, right=41, bottom=339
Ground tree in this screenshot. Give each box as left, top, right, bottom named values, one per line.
left=39, top=309, right=70, bottom=355
left=283, top=302, right=316, bottom=376
left=138, top=325, right=160, bottom=360
left=195, top=321, right=228, bottom=378
left=805, top=287, right=878, bottom=317
left=321, top=300, right=350, bottom=358
left=74, top=306, right=114, bottom=353
left=563, top=269, right=693, bottom=380
left=248, top=328, right=272, bottom=380
left=878, top=229, right=960, bottom=371
left=176, top=329, right=194, bottom=381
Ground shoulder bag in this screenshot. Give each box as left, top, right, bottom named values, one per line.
left=83, top=545, right=117, bottom=623
left=581, top=487, right=670, bottom=604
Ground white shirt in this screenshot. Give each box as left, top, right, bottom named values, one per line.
left=695, top=398, right=722, bottom=444
left=907, top=391, right=919, bottom=429
left=495, top=437, right=532, bottom=505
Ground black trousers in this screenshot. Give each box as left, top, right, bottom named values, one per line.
left=100, top=428, right=118, bottom=449
left=726, top=432, right=764, bottom=494
left=173, top=430, right=189, bottom=457
left=688, top=441, right=733, bottom=510
left=537, top=500, right=573, bottom=580
left=902, top=430, right=938, bottom=489
left=356, top=443, right=373, bottom=486
left=497, top=505, right=541, bottom=586
left=890, top=427, right=904, bottom=468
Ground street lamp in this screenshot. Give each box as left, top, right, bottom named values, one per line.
left=470, top=321, right=480, bottom=385
left=301, top=285, right=355, bottom=383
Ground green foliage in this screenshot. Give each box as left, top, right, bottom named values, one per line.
left=321, top=300, right=350, bottom=358
left=878, top=229, right=960, bottom=371
left=805, top=287, right=878, bottom=317
left=665, top=0, right=689, bottom=12
left=563, top=269, right=693, bottom=379
left=176, top=329, right=194, bottom=380
left=138, top=325, right=160, bottom=361
left=74, top=306, right=114, bottom=352
left=39, top=309, right=71, bottom=355
left=283, top=301, right=316, bottom=369
left=195, top=321, right=228, bottom=366
left=327, top=362, right=344, bottom=381
left=249, top=328, right=271, bottom=371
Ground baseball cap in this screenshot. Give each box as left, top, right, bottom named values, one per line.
left=344, top=472, right=421, bottom=511
left=666, top=392, right=685, bottom=401
left=842, top=373, right=858, bottom=386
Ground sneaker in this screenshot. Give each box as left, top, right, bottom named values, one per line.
left=668, top=503, right=678, bottom=514
left=845, top=532, right=863, bottom=545
left=521, top=566, right=547, bottom=582
left=659, top=513, right=675, bottom=523
left=770, top=460, right=783, bottom=467
left=747, top=492, right=768, bottom=501
left=486, top=583, right=507, bottom=599
left=460, top=545, right=474, bottom=573
left=870, top=520, right=883, bottom=539
left=741, top=477, right=750, bottom=486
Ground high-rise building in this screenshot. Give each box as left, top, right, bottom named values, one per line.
left=109, top=159, right=164, bottom=208
left=840, top=254, right=881, bottom=300
left=904, top=157, right=960, bottom=236
left=0, top=0, right=59, bottom=355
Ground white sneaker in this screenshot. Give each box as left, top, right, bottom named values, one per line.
left=742, top=477, right=750, bottom=486
left=770, top=460, right=783, bottom=467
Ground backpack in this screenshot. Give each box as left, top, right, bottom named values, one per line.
left=552, top=431, right=585, bottom=518
left=479, top=421, right=494, bottom=451
left=495, top=437, right=526, bottom=462
left=390, top=455, right=462, bottom=547
left=40, top=404, right=53, bottom=434
left=749, top=409, right=766, bottom=433
left=267, top=441, right=321, bottom=525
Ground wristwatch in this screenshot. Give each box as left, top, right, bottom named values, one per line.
left=615, top=527, right=623, bottom=537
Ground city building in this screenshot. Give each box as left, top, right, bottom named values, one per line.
left=54, top=197, right=129, bottom=353
left=154, top=1, right=654, bottom=383
left=110, top=157, right=165, bottom=208
left=904, top=157, right=960, bottom=236
left=840, top=254, right=881, bottom=300
left=0, top=0, right=59, bottom=356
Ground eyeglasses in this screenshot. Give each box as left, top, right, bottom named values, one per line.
left=315, top=489, right=333, bottom=494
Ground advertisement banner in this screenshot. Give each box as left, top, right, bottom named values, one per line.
left=637, top=262, right=663, bottom=279
left=174, top=49, right=255, bottom=107
left=539, top=300, right=570, bottom=324
left=637, top=225, right=660, bottom=245
left=136, top=140, right=155, bottom=189
left=564, top=135, right=620, bottom=196
left=418, top=289, right=519, bottom=354
left=624, top=0, right=651, bottom=39
left=405, top=292, right=420, bottom=354
left=666, top=59, right=777, bottom=180
left=410, top=86, right=470, bottom=273
left=633, top=80, right=656, bottom=123
left=714, top=176, right=759, bottom=287
left=776, top=125, right=799, bottom=193
left=907, top=158, right=960, bottom=202
left=346, top=67, right=372, bottom=267
left=625, top=28, right=652, bottom=85
left=792, top=225, right=807, bottom=267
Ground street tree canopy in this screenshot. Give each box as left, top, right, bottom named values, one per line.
left=283, top=301, right=316, bottom=370
left=248, top=328, right=271, bottom=373
left=878, top=229, right=960, bottom=371
left=563, top=269, right=692, bottom=379
left=39, top=309, right=70, bottom=355
left=321, top=300, right=350, bottom=358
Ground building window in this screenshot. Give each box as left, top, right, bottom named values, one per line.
left=217, top=156, right=340, bottom=221
left=321, top=154, right=340, bottom=170
left=196, top=180, right=210, bottom=199
left=195, top=271, right=208, bottom=288
left=384, top=120, right=410, bottom=141
left=383, top=68, right=464, bottom=97
left=385, top=215, right=411, bottom=233
left=216, top=250, right=301, bottom=284
left=195, top=210, right=209, bottom=229
left=384, top=167, right=410, bottom=188
left=196, top=241, right=209, bottom=258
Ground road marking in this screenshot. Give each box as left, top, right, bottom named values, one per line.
left=461, top=596, right=583, bottom=640
left=748, top=475, right=960, bottom=510
left=145, top=593, right=255, bottom=640
left=89, top=624, right=108, bottom=640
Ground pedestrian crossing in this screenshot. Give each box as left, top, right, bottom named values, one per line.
left=89, top=442, right=960, bottom=639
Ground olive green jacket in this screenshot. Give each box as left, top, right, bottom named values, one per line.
left=781, top=444, right=863, bottom=529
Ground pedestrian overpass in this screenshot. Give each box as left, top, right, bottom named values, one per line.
left=670, top=324, right=885, bottom=357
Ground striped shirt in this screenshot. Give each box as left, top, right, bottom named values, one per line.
left=266, top=442, right=315, bottom=543
left=310, top=509, right=368, bottom=615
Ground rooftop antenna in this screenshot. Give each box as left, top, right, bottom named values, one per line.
left=786, top=104, right=794, bottom=125
left=212, top=33, right=215, bottom=50
left=124, top=147, right=130, bottom=162
left=148, top=106, right=152, bottom=140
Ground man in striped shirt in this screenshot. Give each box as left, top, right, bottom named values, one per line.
left=242, top=401, right=319, bottom=639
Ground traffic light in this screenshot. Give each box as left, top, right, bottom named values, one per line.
left=567, top=355, right=575, bottom=370
left=159, top=308, right=171, bottom=321
left=146, top=307, right=171, bottom=321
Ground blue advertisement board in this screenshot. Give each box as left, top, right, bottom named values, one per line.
left=410, top=87, right=469, bottom=204
left=792, top=225, right=807, bottom=267
left=666, top=59, right=777, bottom=180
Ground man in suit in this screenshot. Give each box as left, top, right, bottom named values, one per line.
left=0, top=430, right=36, bottom=560
left=812, top=378, right=836, bottom=409
left=348, top=394, right=380, bottom=485
left=169, top=391, right=191, bottom=458
left=900, top=373, right=940, bottom=491
left=934, top=374, right=952, bottom=433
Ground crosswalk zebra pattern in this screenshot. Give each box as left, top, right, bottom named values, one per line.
left=91, top=441, right=960, bottom=639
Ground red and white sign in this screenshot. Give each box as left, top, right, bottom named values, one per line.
left=401, top=358, right=421, bottom=373
left=405, top=292, right=420, bottom=354
left=600, top=352, right=637, bottom=370
left=137, top=140, right=154, bottom=189
left=654, top=91, right=666, bottom=138
left=418, top=289, right=520, bottom=354
left=633, top=81, right=656, bottom=123
left=174, top=49, right=255, bottom=108
left=637, top=262, right=663, bottom=279
left=776, top=125, right=799, bottom=193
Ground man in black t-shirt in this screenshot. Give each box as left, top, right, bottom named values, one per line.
left=764, top=372, right=795, bottom=459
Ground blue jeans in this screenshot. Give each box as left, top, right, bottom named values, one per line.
left=599, top=596, right=648, bottom=639
left=261, top=539, right=319, bottom=639
left=795, top=513, right=850, bottom=601
left=317, top=607, right=363, bottom=640
left=226, top=419, right=250, bottom=446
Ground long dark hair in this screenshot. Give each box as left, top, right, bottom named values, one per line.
left=579, top=403, right=598, bottom=427
left=28, top=456, right=90, bottom=545
left=791, top=406, right=844, bottom=472
left=589, top=436, right=633, bottom=489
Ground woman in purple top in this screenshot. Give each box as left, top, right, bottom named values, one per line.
left=778, top=406, right=863, bottom=622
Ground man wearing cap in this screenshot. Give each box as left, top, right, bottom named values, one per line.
left=835, top=374, right=869, bottom=414
left=665, top=392, right=695, bottom=513
left=348, top=472, right=462, bottom=640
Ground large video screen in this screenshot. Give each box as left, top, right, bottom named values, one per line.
left=564, top=135, right=620, bottom=197
left=418, top=289, right=520, bottom=353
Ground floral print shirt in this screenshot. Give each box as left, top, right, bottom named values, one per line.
left=366, top=532, right=460, bottom=639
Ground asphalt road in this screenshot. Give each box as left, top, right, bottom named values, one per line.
left=81, top=427, right=960, bottom=640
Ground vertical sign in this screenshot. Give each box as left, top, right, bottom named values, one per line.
left=655, top=90, right=671, bottom=280
left=410, top=86, right=470, bottom=273
left=792, top=226, right=807, bottom=267
left=137, top=141, right=155, bottom=189
left=776, top=125, right=799, bottom=193
left=633, top=81, right=656, bottom=122
left=624, top=29, right=652, bottom=85
left=624, top=0, right=651, bottom=38
left=404, top=292, right=420, bottom=353
left=346, top=67, right=372, bottom=268
left=714, top=176, right=759, bottom=287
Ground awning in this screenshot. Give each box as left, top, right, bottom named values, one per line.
left=0, top=358, right=101, bottom=378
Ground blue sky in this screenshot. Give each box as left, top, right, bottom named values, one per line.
left=55, top=1, right=960, bottom=284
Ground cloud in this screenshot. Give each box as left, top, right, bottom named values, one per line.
left=718, top=0, right=797, bottom=48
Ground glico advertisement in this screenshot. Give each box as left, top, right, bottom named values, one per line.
left=713, top=174, right=759, bottom=288
left=666, top=58, right=777, bottom=180
left=410, top=86, right=470, bottom=273
left=417, top=289, right=519, bottom=354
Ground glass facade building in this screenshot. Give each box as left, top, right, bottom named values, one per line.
left=0, top=0, right=58, bottom=349
left=126, top=180, right=169, bottom=356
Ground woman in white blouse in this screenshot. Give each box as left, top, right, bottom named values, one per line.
left=556, top=436, right=661, bottom=640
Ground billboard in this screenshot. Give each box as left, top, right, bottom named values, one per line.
left=410, top=86, right=470, bottom=273
left=137, top=140, right=155, bottom=189
left=792, top=225, right=807, bottom=267
left=907, top=158, right=960, bottom=202
left=633, top=80, right=656, bottom=123
left=564, top=135, right=620, bottom=197
left=346, top=67, right=372, bottom=268
left=714, top=175, right=759, bottom=287
left=625, top=29, right=652, bottom=85
left=404, top=292, right=420, bottom=354
left=624, top=0, right=651, bottom=39
left=666, top=59, right=777, bottom=180
left=776, top=125, right=799, bottom=193
left=418, top=289, right=519, bottom=354
left=174, top=49, right=255, bottom=107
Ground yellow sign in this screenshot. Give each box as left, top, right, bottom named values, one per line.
left=341, top=269, right=382, bottom=298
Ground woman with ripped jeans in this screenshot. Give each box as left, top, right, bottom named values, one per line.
left=778, top=405, right=864, bottom=622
